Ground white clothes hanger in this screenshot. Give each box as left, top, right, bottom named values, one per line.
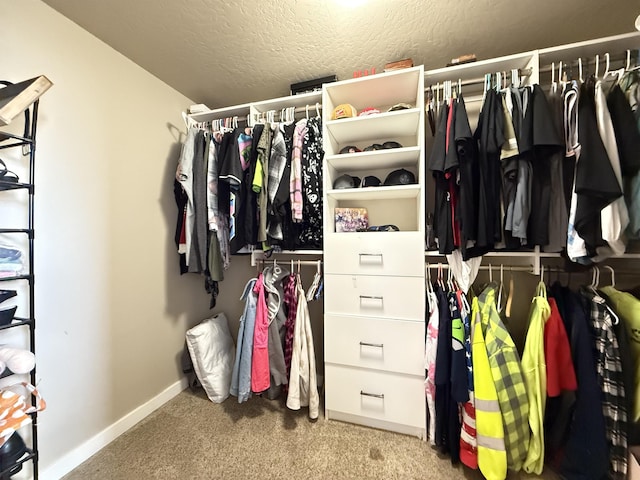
left=497, top=264, right=504, bottom=313
left=603, top=265, right=616, bottom=288
left=578, top=58, right=584, bottom=83
left=315, top=102, right=321, bottom=118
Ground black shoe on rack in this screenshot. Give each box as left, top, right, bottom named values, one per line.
left=0, top=432, right=28, bottom=478
left=0, top=291, right=16, bottom=305
left=0, top=307, right=17, bottom=327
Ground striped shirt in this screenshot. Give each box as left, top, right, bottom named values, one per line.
left=582, top=288, right=628, bottom=480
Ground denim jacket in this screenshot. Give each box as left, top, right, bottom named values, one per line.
left=230, top=278, right=257, bottom=403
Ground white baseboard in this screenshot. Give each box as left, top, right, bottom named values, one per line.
left=42, top=377, right=188, bottom=480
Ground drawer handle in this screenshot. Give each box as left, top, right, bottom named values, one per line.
left=359, top=295, right=383, bottom=302
left=358, top=253, right=383, bottom=263
left=360, top=391, right=384, bottom=399
left=359, top=341, right=384, bottom=348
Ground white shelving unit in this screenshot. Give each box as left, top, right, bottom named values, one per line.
left=321, top=66, right=427, bottom=439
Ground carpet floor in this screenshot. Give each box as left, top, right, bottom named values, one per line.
left=62, top=389, right=559, bottom=479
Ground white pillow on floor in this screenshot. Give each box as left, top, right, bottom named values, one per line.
left=185, top=312, right=235, bottom=403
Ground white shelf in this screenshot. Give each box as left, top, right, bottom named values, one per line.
left=327, top=184, right=420, bottom=201
left=325, top=108, right=420, bottom=145
left=252, top=91, right=322, bottom=114
left=189, top=103, right=252, bottom=122
left=325, top=146, right=421, bottom=172
left=424, top=51, right=536, bottom=85
left=323, top=66, right=423, bottom=111
left=539, top=31, right=640, bottom=63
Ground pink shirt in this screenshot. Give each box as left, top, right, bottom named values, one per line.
left=251, top=274, right=270, bottom=393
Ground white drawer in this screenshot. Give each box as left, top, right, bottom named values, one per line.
left=323, top=232, right=424, bottom=277
left=324, top=364, right=426, bottom=429
left=324, top=315, right=424, bottom=375
left=324, top=274, right=424, bottom=320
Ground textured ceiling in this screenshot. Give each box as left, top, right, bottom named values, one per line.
left=43, top=0, right=639, bottom=109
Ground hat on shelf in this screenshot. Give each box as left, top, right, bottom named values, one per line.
left=331, top=104, right=357, bottom=120
left=361, top=175, right=381, bottom=187
left=384, top=168, right=416, bottom=186
left=382, top=141, right=403, bottom=149
left=358, top=107, right=381, bottom=116
left=363, top=144, right=383, bottom=151
left=333, top=174, right=358, bottom=189
left=339, top=145, right=361, bottom=154
left=387, top=103, right=413, bottom=112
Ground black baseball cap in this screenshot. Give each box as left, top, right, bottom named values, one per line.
left=383, top=168, right=416, bottom=186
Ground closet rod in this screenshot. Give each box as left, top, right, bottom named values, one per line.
left=254, top=259, right=322, bottom=268
left=425, top=263, right=640, bottom=276
left=426, top=68, right=533, bottom=91
left=540, top=50, right=633, bottom=74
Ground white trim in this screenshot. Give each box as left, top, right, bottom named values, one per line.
left=41, top=377, right=188, bottom=480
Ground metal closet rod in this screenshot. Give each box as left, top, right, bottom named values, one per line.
left=425, top=263, right=639, bottom=275
left=255, top=259, right=323, bottom=267
left=426, top=68, right=533, bottom=91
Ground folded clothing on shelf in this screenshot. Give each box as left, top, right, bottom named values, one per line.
left=0, top=246, right=24, bottom=276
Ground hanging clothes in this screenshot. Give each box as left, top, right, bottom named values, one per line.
left=251, top=273, right=270, bottom=394
left=434, top=284, right=456, bottom=458
left=230, top=278, right=258, bottom=403
left=600, top=285, right=640, bottom=422
left=429, top=102, right=454, bottom=254
left=580, top=287, right=628, bottom=480
left=548, top=283, right=609, bottom=480
left=574, top=77, right=623, bottom=256
left=282, top=272, right=298, bottom=395
left=565, top=80, right=590, bottom=263
left=425, top=283, right=440, bottom=446
left=290, top=119, right=307, bottom=223
left=175, top=127, right=197, bottom=270
left=520, top=282, right=550, bottom=475
left=263, top=263, right=289, bottom=399
left=474, top=89, right=505, bottom=252
left=298, top=116, right=324, bottom=249
left=207, top=132, right=229, bottom=275
left=592, top=80, right=629, bottom=261
left=266, top=125, right=288, bottom=242
left=286, top=275, right=319, bottom=419
left=457, top=289, right=478, bottom=470
left=253, top=124, right=271, bottom=245
left=525, top=84, right=564, bottom=247
left=477, top=284, right=529, bottom=472
left=455, top=96, right=481, bottom=259
left=543, top=296, right=577, bottom=465
left=471, top=296, right=507, bottom=480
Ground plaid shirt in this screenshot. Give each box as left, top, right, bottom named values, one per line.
left=582, top=288, right=628, bottom=480
left=478, top=286, right=530, bottom=471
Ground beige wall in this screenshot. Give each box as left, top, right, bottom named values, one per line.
left=1, top=0, right=219, bottom=476
left=2, top=3, right=327, bottom=477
